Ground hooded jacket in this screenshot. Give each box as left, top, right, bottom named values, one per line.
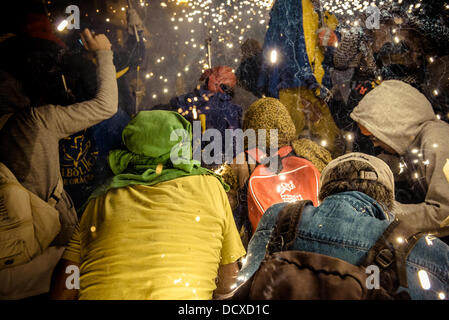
left=350, top=80, right=449, bottom=234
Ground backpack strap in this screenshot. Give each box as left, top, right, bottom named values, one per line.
left=247, top=146, right=296, bottom=175
left=246, top=148, right=266, bottom=166
left=267, top=146, right=296, bottom=174
left=360, top=218, right=424, bottom=290
left=277, top=145, right=294, bottom=158
left=266, top=200, right=313, bottom=256
left=245, top=150, right=253, bottom=176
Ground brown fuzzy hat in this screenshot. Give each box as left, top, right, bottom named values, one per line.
left=243, top=97, right=296, bottom=150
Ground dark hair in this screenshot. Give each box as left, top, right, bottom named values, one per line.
left=319, top=160, right=394, bottom=211
left=0, top=36, right=69, bottom=106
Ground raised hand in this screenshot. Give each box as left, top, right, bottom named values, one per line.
left=80, top=28, right=111, bottom=52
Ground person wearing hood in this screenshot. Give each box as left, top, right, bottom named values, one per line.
left=242, top=97, right=332, bottom=173
left=227, top=97, right=332, bottom=247
left=166, top=66, right=243, bottom=169
left=49, top=110, right=245, bottom=300
left=328, top=12, right=427, bottom=157
left=0, top=29, right=117, bottom=299
left=237, top=153, right=449, bottom=300
left=350, top=80, right=449, bottom=236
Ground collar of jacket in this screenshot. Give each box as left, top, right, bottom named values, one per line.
left=196, top=86, right=233, bottom=102
left=320, top=191, right=389, bottom=221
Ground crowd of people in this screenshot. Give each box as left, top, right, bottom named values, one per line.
left=0, top=0, right=448, bottom=300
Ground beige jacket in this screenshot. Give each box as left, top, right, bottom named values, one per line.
left=0, top=50, right=117, bottom=299
left=351, top=80, right=449, bottom=234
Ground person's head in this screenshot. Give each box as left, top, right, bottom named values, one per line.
left=243, top=97, right=296, bottom=151
left=319, top=153, right=395, bottom=211
left=121, top=110, right=192, bottom=159
left=241, top=39, right=262, bottom=60
left=109, top=110, right=196, bottom=175
left=371, top=19, right=424, bottom=71
left=20, top=12, right=66, bottom=48
left=350, top=80, right=436, bottom=155
left=199, top=66, right=236, bottom=96
left=358, top=124, right=397, bottom=154
left=0, top=35, right=68, bottom=107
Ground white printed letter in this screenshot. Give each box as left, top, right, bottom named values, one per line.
left=365, top=265, right=380, bottom=289
left=65, top=265, right=80, bottom=290
left=65, top=5, right=80, bottom=30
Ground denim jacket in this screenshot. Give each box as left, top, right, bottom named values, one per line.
left=238, top=191, right=449, bottom=300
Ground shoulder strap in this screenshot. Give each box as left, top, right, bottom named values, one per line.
left=360, top=218, right=424, bottom=289
left=266, top=200, right=313, bottom=256
left=247, top=146, right=296, bottom=175
left=245, top=150, right=253, bottom=176
left=277, top=145, right=294, bottom=158
left=246, top=148, right=266, bottom=166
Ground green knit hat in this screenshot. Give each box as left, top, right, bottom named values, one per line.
left=109, top=110, right=196, bottom=174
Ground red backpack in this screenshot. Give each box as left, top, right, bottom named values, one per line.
left=246, top=145, right=320, bottom=232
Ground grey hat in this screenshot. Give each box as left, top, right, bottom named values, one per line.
left=319, top=152, right=395, bottom=194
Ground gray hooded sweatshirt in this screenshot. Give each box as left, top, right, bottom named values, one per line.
left=351, top=80, right=449, bottom=234
left=0, top=50, right=118, bottom=245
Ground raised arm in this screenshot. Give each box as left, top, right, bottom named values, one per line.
left=30, top=29, right=118, bottom=138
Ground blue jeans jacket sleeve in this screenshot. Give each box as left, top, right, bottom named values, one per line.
left=238, top=191, right=449, bottom=300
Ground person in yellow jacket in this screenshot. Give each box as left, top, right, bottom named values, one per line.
left=49, top=111, right=246, bottom=300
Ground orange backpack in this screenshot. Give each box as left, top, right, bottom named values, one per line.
left=246, top=145, right=320, bottom=232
